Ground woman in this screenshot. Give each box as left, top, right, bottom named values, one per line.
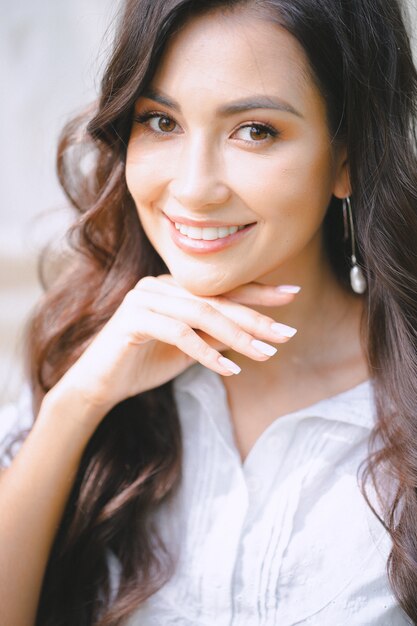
left=1, top=0, right=416, bottom=624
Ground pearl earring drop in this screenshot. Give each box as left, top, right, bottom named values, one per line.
left=342, top=197, right=367, bottom=294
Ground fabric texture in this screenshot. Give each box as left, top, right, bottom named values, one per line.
left=124, top=363, right=410, bottom=625
left=0, top=366, right=411, bottom=625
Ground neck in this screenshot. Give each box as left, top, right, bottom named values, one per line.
left=224, top=241, right=368, bottom=389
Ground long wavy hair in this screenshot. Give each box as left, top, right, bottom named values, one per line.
left=8, top=0, right=417, bottom=623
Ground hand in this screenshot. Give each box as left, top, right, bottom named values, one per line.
left=48, top=274, right=299, bottom=419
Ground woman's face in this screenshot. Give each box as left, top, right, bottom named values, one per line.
left=126, top=8, right=349, bottom=296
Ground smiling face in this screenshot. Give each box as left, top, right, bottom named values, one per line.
left=126, top=7, right=349, bottom=296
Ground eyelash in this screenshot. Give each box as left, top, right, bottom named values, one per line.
left=133, top=109, right=280, bottom=145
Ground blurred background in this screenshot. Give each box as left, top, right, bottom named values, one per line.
left=0, top=0, right=416, bottom=407
left=0, top=0, right=121, bottom=405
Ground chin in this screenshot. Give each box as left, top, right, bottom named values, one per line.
left=172, top=268, right=236, bottom=298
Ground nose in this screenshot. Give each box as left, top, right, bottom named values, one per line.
left=169, top=133, right=231, bottom=210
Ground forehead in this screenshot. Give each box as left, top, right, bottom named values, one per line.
left=149, top=7, right=317, bottom=113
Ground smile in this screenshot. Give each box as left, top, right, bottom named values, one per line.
left=165, top=215, right=256, bottom=255
left=174, top=223, right=247, bottom=241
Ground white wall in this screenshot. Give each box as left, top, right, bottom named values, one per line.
left=0, top=0, right=416, bottom=406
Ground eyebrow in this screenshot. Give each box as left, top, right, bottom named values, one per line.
left=141, top=88, right=303, bottom=119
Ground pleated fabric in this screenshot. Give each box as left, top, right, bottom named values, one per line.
left=0, top=366, right=410, bottom=624
left=122, top=363, right=411, bottom=625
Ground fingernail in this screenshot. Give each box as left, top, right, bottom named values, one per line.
left=276, top=285, right=301, bottom=294
left=251, top=339, right=278, bottom=356
left=218, top=356, right=241, bottom=374
left=271, top=322, right=298, bottom=338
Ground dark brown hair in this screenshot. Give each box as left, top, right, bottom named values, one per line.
left=7, top=0, right=417, bottom=623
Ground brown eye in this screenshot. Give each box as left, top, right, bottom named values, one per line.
left=158, top=116, right=176, bottom=132
left=134, top=112, right=181, bottom=135
left=233, top=123, right=278, bottom=143
left=249, top=125, right=269, bottom=141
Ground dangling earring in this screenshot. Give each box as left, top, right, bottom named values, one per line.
left=342, top=196, right=367, bottom=294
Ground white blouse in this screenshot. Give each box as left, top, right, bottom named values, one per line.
left=124, top=364, right=411, bottom=625
left=0, top=365, right=411, bottom=625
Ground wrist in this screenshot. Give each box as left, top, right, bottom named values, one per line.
left=39, top=382, right=111, bottom=440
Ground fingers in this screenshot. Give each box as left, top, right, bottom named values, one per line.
left=197, top=295, right=297, bottom=343
left=127, top=308, right=241, bottom=376
left=222, top=282, right=301, bottom=306
left=126, top=289, right=281, bottom=364
left=125, top=274, right=301, bottom=377
left=135, top=275, right=298, bottom=344
left=156, top=273, right=300, bottom=306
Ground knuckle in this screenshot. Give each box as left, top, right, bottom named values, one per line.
left=252, top=312, right=270, bottom=334
left=196, top=340, right=216, bottom=361
left=175, top=322, right=194, bottom=341
left=195, top=300, right=214, bottom=317
left=135, top=275, right=157, bottom=290
left=230, top=326, right=249, bottom=346
left=121, top=287, right=150, bottom=310
left=122, top=289, right=140, bottom=307
left=205, top=294, right=224, bottom=306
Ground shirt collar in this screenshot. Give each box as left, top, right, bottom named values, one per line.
left=173, top=363, right=375, bottom=431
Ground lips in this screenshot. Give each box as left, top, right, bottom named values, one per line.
left=164, top=212, right=253, bottom=229
left=165, top=214, right=256, bottom=254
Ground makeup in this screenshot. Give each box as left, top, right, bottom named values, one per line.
left=165, top=214, right=256, bottom=254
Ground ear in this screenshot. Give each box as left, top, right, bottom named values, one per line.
left=332, top=146, right=351, bottom=199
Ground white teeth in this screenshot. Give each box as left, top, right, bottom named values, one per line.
left=187, top=226, right=203, bottom=239
left=218, top=227, right=229, bottom=238
left=174, top=222, right=247, bottom=240
left=202, top=228, right=220, bottom=241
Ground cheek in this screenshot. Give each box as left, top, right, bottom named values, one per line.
left=125, top=139, right=170, bottom=208
left=225, top=139, right=335, bottom=224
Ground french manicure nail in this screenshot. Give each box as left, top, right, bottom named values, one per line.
left=251, top=339, right=278, bottom=356
left=218, top=356, right=241, bottom=374
left=271, top=322, right=298, bottom=338
left=276, top=285, right=301, bottom=294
